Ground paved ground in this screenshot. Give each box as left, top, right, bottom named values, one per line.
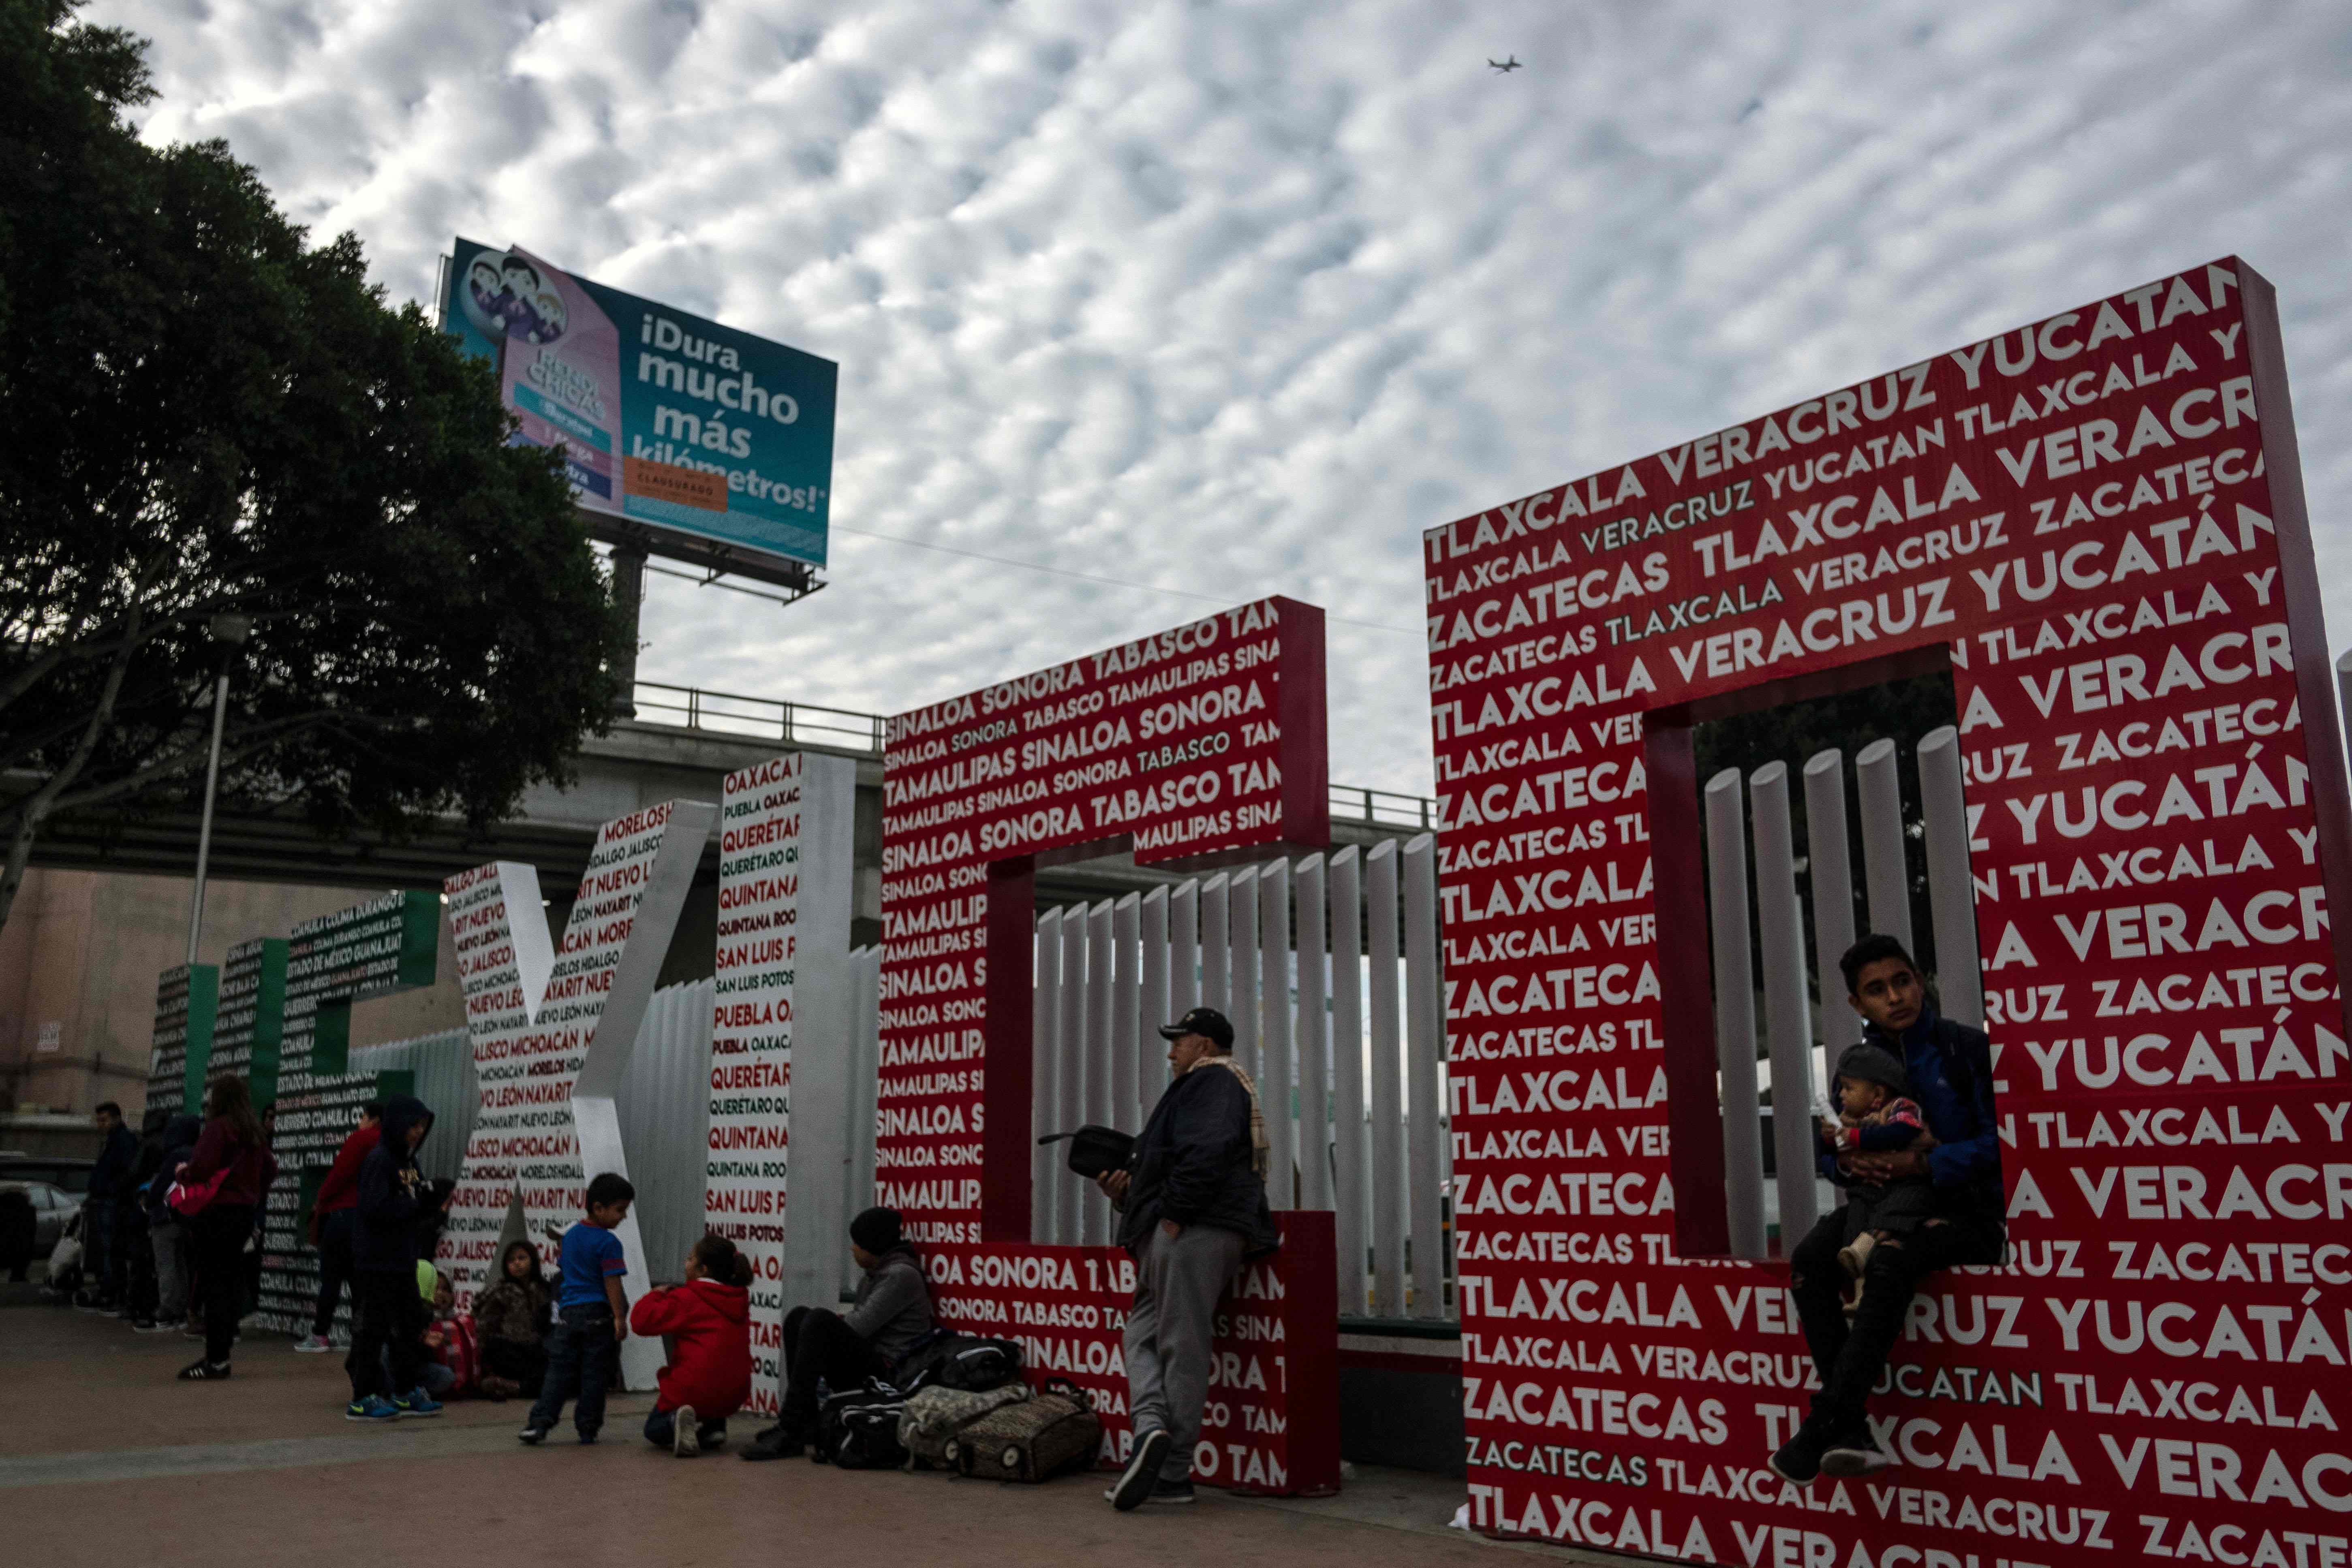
left=0, top=1282, right=1615, bottom=1568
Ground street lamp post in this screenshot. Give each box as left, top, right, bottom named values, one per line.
left=185, top=613, right=253, bottom=968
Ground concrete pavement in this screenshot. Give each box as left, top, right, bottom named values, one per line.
left=0, top=1284, right=1614, bottom=1568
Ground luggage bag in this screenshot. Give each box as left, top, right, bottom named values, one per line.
left=897, top=1382, right=1032, bottom=1467
left=947, top=1378, right=1103, bottom=1483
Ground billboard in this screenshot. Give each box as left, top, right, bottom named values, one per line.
left=440, top=238, right=836, bottom=573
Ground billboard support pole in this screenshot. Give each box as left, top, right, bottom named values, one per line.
left=609, top=542, right=646, bottom=718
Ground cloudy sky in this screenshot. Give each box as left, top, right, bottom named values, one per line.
left=96, top=0, right=2352, bottom=798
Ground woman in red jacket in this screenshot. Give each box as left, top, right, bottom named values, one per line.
left=629, top=1234, right=753, bottom=1456
left=175, top=1076, right=278, bottom=1381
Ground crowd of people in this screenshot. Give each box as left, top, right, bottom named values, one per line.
left=68, top=1080, right=275, bottom=1370
left=63, top=998, right=1299, bottom=1502
left=64, top=957, right=1994, bottom=1499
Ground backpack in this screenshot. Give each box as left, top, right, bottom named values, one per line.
left=947, top=1379, right=1102, bottom=1483
left=896, top=1382, right=1032, bottom=1468
left=813, top=1386, right=910, bottom=1470
left=888, top=1332, right=1024, bottom=1395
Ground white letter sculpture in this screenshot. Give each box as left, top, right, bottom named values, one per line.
left=704, top=752, right=855, bottom=1416
left=438, top=799, right=715, bottom=1389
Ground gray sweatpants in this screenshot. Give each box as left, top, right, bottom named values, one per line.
left=1124, top=1223, right=1246, bottom=1482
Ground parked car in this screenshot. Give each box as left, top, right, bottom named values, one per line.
left=2, top=1182, right=82, bottom=1280
left=0, top=1155, right=96, bottom=1194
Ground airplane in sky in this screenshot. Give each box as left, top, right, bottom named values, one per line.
left=1489, top=55, right=1522, bottom=72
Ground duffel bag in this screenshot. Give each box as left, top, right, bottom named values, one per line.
left=897, top=1382, right=1032, bottom=1468
left=889, top=1332, right=1025, bottom=1394
left=947, top=1378, right=1102, bottom=1483
left=813, top=1386, right=910, bottom=1470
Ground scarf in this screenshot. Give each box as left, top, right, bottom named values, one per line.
left=1200, top=1057, right=1270, bottom=1180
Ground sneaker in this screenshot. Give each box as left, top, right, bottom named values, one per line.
left=293, top=1334, right=334, bottom=1353
left=1770, top=1426, right=1828, bottom=1485
left=182, top=1323, right=207, bottom=1339
left=1821, top=1427, right=1894, bottom=1478
left=673, top=1405, right=700, bottom=1457
left=395, top=1387, right=444, bottom=1418
left=346, top=1396, right=400, bottom=1423
left=133, top=1318, right=166, bottom=1333
left=577, top=1432, right=598, bottom=1445
left=176, top=1359, right=232, bottom=1381
left=1146, top=1481, right=1196, bottom=1505
left=518, top=1425, right=551, bottom=1445
left=1110, top=1427, right=1173, bottom=1511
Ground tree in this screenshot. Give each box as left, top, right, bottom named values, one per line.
left=0, top=0, right=627, bottom=934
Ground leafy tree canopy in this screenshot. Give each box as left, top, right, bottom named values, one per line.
left=0, top=0, right=625, bottom=931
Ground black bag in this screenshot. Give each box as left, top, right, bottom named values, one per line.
left=889, top=1331, right=1025, bottom=1394
left=813, top=1386, right=910, bottom=1470
left=1037, top=1126, right=1135, bottom=1180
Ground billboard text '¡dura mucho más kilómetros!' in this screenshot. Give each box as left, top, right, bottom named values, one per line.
left=442, top=238, right=837, bottom=570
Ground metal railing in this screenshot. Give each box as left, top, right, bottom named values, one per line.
left=630, top=680, right=888, bottom=754
left=1329, top=784, right=1436, bottom=829
left=629, top=680, right=1439, bottom=829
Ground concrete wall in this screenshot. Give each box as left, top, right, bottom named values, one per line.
left=0, top=868, right=469, bottom=1117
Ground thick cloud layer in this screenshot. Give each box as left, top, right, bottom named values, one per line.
left=98, top=0, right=2352, bottom=795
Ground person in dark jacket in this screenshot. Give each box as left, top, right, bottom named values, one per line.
left=1774, top=934, right=2005, bottom=1487
left=342, top=1094, right=440, bottom=1422
left=79, top=1102, right=139, bottom=1310
left=175, top=1078, right=278, bottom=1380
left=120, top=1109, right=171, bottom=1325
left=740, top=1207, right=932, bottom=1461
left=297, top=1101, right=381, bottom=1352
left=1098, top=1006, right=1278, bottom=1510
left=145, top=1113, right=202, bottom=1330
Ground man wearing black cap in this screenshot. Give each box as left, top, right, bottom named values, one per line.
left=1097, top=1006, right=1279, bottom=1510
left=741, top=1205, right=931, bottom=1460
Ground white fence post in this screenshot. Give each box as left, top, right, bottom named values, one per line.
left=1328, top=847, right=1366, bottom=1313
left=1751, top=762, right=1822, bottom=1247
left=1917, top=726, right=1983, bottom=1029
left=1854, top=739, right=1913, bottom=950
left=1138, top=887, right=1170, bottom=1129
left=1229, top=866, right=1260, bottom=1081
left=1366, top=841, right=1405, bottom=1316
left=1706, top=767, right=1768, bottom=1260
left=1401, top=833, right=1445, bottom=1318
left=1258, top=861, right=1294, bottom=1209
left=1295, top=853, right=1331, bottom=1214
left=1032, top=911, right=1062, bottom=1243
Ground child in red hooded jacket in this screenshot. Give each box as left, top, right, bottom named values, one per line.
left=630, top=1234, right=754, bottom=1456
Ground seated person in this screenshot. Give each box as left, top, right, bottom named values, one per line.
left=423, top=1269, right=477, bottom=1397
left=1776, top=934, right=2003, bottom=1487
left=1817, top=1044, right=1936, bottom=1297
left=472, top=1239, right=552, bottom=1400
left=386, top=1265, right=468, bottom=1399
left=631, top=1234, right=755, bottom=1457
left=741, top=1207, right=931, bottom=1460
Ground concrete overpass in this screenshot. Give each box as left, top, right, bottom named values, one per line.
left=29, top=679, right=1438, bottom=954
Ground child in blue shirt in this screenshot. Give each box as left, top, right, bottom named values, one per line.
left=519, top=1173, right=634, bottom=1444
